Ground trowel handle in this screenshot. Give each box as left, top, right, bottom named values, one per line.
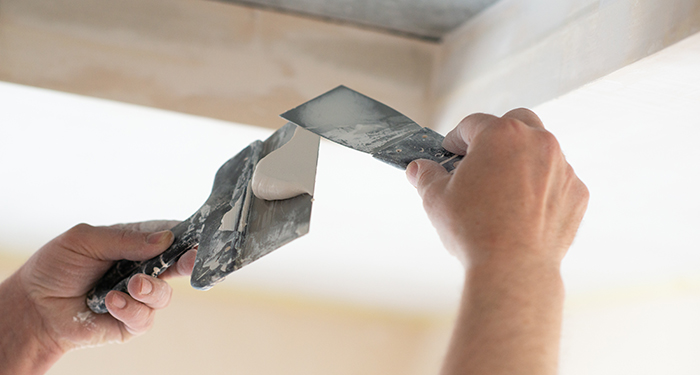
left=372, top=127, right=463, bottom=172
left=86, top=220, right=198, bottom=314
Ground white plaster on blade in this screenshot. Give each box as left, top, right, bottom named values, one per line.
left=252, top=127, right=319, bottom=201
left=219, top=194, right=244, bottom=231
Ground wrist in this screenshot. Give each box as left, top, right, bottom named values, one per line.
left=466, top=251, right=564, bottom=295
left=0, top=272, right=63, bottom=375
left=459, top=239, right=564, bottom=275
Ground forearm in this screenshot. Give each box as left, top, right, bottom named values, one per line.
left=441, top=256, right=565, bottom=375
left=0, top=273, right=62, bottom=375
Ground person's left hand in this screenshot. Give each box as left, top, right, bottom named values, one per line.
left=11, top=221, right=196, bottom=353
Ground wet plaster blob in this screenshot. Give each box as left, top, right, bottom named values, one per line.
left=252, top=126, right=320, bottom=201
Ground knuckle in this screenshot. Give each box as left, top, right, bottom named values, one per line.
left=420, top=184, right=448, bottom=217
left=126, top=303, right=155, bottom=331
left=417, top=177, right=440, bottom=203
left=151, top=279, right=173, bottom=307
left=488, top=117, right=527, bottom=141
left=578, top=179, right=591, bottom=205
left=160, top=286, right=173, bottom=308
left=538, top=130, right=561, bottom=150
left=117, top=228, right=139, bottom=244
left=134, top=276, right=172, bottom=308
left=125, top=317, right=154, bottom=336
left=64, top=223, right=93, bottom=238
left=564, top=166, right=590, bottom=212
left=513, top=107, right=533, bottom=114
left=503, top=107, right=531, bottom=119
left=416, top=169, right=436, bottom=190
left=58, top=223, right=93, bottom=248
left=499, top=116, right=527, bottom=130
left=533, top=130, right=563, bottom=161
left=457, top=113, right=484, bottom=128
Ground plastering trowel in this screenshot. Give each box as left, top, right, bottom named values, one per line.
left=281, top=85, right=463, bottom=172
left=87, top=123, right=319, bottom=314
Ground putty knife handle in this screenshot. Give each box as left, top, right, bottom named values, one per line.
left=86, top=220, right=198, bottom=314
left=372, top=127, right=463, bottom=172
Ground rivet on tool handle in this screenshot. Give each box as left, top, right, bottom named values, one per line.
left=372, top=127, right=463, bottom=172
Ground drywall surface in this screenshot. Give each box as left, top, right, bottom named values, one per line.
left=432, top=0, right=700, bottom=132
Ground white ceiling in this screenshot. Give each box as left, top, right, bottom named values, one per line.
left=1, top=32, right=699, bottom=315
left=540, top=33, right=700, bottom=295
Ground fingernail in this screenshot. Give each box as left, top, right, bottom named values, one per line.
left=147, top=230, right=172, bottom=245
left=111, top=293, right=127, bottom=309
left=406, top=161, right=419, bottom=187
left=139, top=277, right=153, bottom=295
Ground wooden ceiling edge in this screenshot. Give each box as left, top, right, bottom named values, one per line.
left=0, top=0, right=437, bottom=130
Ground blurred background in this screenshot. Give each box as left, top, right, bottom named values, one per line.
left=1, top=0, right=699, bottom=374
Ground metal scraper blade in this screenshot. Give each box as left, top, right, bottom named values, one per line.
left=189, top=122, right=318, bottom=290
left=281, top=85, right=462, bottom=171
left=280, top=85, right=422, bottom=154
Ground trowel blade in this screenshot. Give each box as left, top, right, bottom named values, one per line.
left=190, top=122, right=319, bottom=290
left=235, top=122, right=318, bottom=269
left=189, top=141, right=262, bottom=290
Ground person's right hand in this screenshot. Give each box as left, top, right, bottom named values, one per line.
left=406, top=109, right=589, bottom=375
left=406, top=108, right=589, bottom=269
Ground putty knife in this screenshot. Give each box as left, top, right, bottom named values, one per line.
left=87, top=123, right=318, bottom=313
left=281, top=85, right=463, bottom=172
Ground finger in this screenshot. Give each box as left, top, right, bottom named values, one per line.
left=406, top=159, right=451, bottom=199
left=502, top=108, right=545, bottom=129
left=127, top=274, right=173, bottom=310
left=105, top=291, right=156, bottom=336
left=110, top=220, right=180, bottom=232
left=59, top=223, right=175, bottom=262
left=443, top=113, right=500, bottom=155
left=159, top=249, right=197, bottom=280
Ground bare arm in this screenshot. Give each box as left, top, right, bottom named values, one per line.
left=406, top=109, right=588, bottom=375
left=0, top=221, right=196, bottom=375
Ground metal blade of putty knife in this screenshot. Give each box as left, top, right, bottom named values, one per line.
left=86, top=123, right=319, bottom=313
left=190, top=122, right=319, bottom=290
left=280, top=85, right=462, bottom=172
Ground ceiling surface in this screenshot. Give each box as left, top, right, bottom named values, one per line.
left=219, top=0, right=502, bottom=41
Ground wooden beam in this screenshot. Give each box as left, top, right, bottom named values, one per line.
left=0, top=0, right=435, bottom=128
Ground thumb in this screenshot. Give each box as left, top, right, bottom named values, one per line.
left=406, top=159, right=451, bottom=198
left=58, top=223, right=175, bottom=262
